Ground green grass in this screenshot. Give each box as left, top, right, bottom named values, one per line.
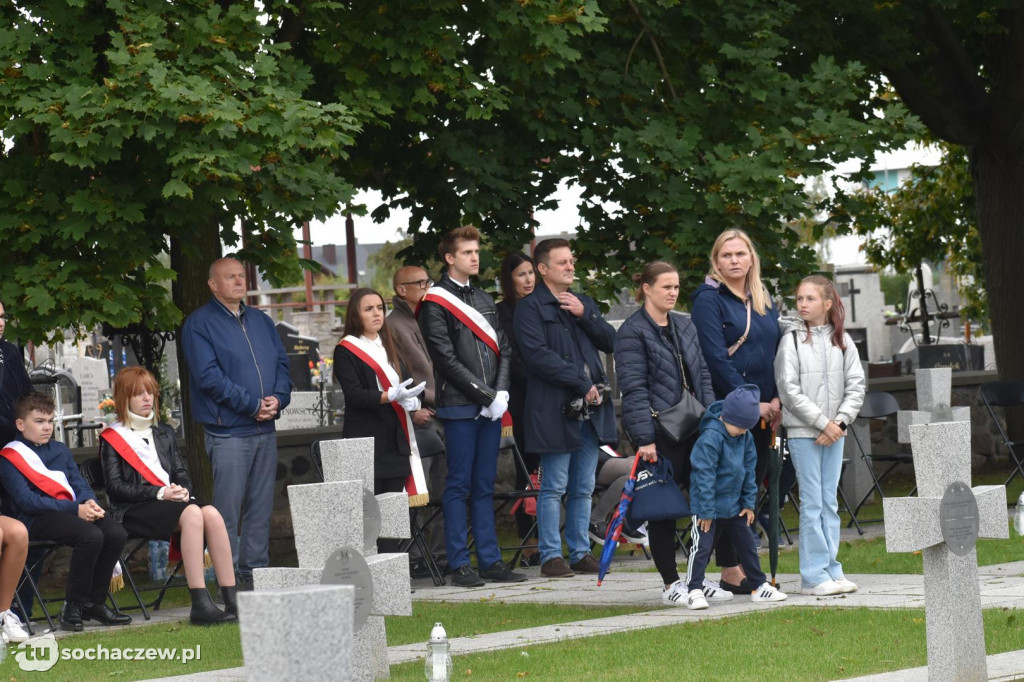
left=389, top=606, right=1024, bottom=681
left=0, top=621, right=241, bottom=681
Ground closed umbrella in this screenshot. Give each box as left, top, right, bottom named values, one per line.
left=597, top=452, right=643, bottom=586
left=768, top=424, right=781, bottom=587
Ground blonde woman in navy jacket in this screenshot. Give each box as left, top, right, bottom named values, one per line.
left=690, top=229, right=781, bottom=594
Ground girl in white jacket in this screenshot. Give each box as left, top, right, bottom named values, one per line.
left=775, top=275, right=865, bottom=596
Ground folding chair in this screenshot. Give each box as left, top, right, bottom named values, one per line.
left=79, top=457, right=184, bottom=619
left=14, top=540, right=61, bottom=634
left=980, top=381, right=1024, bottom=491
left=480, top=435, right=540, bottom=568
left=848, top=391, right=914, bottom=524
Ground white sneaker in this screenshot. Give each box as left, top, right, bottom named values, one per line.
left=801, top=579, right=845, bottom=596
left=2, top=610, right=30, bottom=643
left=750, top=582, right=788, bottom=603
left=685, top=589, right=709, bottom=610
left=833, top=578, right=858, bottom=593
left=662, top=580, right=688, bottom=606
left=702, top=578, right=734, bottom=602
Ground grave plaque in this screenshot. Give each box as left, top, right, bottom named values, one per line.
left=847, top=327, right=868, bottom=361
left=322, top=547, right=374, bottom=629
left=939, top=481, right=979, bottom=556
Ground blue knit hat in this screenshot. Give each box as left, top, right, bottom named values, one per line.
left=721, top=384, right=761, bottom=430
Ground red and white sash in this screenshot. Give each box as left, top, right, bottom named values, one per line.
left=0, top=441, right=76, bottom=501
left=421, top=286, right=500, bottom=356
left=419, top=285, right=514, bottom=434
left=338, top=335, right=428, bottom=507
left=99, top=424, right=171, bottom=487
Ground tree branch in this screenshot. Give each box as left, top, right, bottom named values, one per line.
left=626, top=0, right=678, bottom=101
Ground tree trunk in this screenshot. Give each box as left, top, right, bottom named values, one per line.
left=971, top=144, right=1024, bottom=439
left=170, top=227, right=222, bottom=503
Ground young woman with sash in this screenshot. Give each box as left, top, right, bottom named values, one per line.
left=99, top=367, right=236, bottom=625
left=333, top=288, right=428, bottom=551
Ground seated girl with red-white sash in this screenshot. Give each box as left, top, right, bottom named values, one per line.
left=333, top=288, right=428, bottom=549
left=0, top=392, right=129, bottom=632
left=99, top=367, right=236, bottom=626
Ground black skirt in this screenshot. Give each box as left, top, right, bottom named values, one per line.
left=121, top=500, right=198, bottom=540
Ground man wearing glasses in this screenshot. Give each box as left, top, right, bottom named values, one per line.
left=388, top=265, right=447, bottom=576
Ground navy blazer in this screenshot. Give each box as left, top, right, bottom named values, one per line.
left=0, top=437, right=97, bottom=529
left=513, top=281, right=617, bottom=454
left=615, top=309, right=715, bottom=449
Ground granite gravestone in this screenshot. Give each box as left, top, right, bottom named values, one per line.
left=254, top=437, right=411, bottom=681
left=883, top=409, right=1007, bottom=680
left=238, top=584, right=355, bottom=682
left=896, top=368, right=970, bottom=444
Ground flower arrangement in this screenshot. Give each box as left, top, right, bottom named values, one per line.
left=98, top=394, right=116, bottom=415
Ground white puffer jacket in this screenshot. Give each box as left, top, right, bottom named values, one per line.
left=774, top=318, right=865, bottom=439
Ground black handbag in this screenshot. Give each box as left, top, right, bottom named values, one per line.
left=651, top=391, right=705, bottom=443
left=651, top=323, right=705, bottom=442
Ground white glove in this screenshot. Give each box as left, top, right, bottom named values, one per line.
left=478, top=405, right=493, bottom=420
left=485, top=391, right=509, bottom=421
left=387, top=378, right=426, bottom=403
left=398, top=396, right=421, bottom=412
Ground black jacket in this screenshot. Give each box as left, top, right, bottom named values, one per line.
left=0, top=340, right=32, bottom=446
left=513, top=280, right=618, bottom=454
left=99, top=423, right=193, bottom=523
left=615, top=309, right=715, bottom=449
left=333, top=343, right=412, bottom=480
left=418, top=273, right=510, bottom=409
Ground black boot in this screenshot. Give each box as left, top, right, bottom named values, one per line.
left=189, top=588, right=233, bottom=625
left=220, top=585, right=239, bottom=621
left=60, top=601, right=84, bottom=632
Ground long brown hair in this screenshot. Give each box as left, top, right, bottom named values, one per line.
left=343, top=288, right=405, bottom=370
left=708, top=229, right=770, bottom=315
left=797, top=275, right=847, bottom=350
left=112, top=366, right=161, bottom=425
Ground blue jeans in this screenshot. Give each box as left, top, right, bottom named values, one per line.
left=440, top=417, right=501, bottom=570
left=205, top=431, right=278, bottom=581
left=788, top=436, right=845, bottom=588
left=538, top=422, right=599, bottom=565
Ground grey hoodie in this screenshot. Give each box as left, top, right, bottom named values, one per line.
left=774, top=317, right=866, bottom=439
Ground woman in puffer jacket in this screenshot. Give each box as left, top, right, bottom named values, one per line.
left=775, top=275, right=865, bottom=597
left=616, top=261, right=715, bottom=604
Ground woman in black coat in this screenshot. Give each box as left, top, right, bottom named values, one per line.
left=333, top=288, right=426, bottom=497
left=614, top=261, right=717, bottom=604
left=99, top=367, right=236, bottom=625
left=496, top=252, right=539, bottom=565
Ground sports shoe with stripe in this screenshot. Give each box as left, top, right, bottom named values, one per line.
left=661, top=580, right=689, bottom=606
left=685, top=589, right=710, bottom=610
left=750, top=582, right=788, bottom=603
left=702, top=578, right=734, bottom=602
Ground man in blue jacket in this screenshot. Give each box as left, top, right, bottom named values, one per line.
left=182, top=257, right=292, bottom=590
left=514, top=238, right=617, bottom=578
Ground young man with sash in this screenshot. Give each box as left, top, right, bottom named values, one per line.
left=418, top=226, right=527, bottom=587
left=0, top=393, right=129, bottom=631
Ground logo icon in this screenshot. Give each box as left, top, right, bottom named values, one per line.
left=15, top=633, right=58, bottom=672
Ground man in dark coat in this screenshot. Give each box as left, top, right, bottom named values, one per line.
left=513, top=238, right=617, bottom=578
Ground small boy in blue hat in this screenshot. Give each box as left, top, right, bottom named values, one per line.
left=677, top=384, right=787, bottom=609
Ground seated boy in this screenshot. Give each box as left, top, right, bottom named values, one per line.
left=0, top=393, right=130, bottom=631
left=681, top=384, right=787, bottom=610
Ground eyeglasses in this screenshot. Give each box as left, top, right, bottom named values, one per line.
left=400, top=279, right=433, bottom=289
left=0, top=314, right=8, bottom=322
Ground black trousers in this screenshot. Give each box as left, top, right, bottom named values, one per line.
left=31, top=512, right=127, bottom=605
left=646, top=429, right=697, bottom=585
left=715, top=421, right=772, bottom=568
